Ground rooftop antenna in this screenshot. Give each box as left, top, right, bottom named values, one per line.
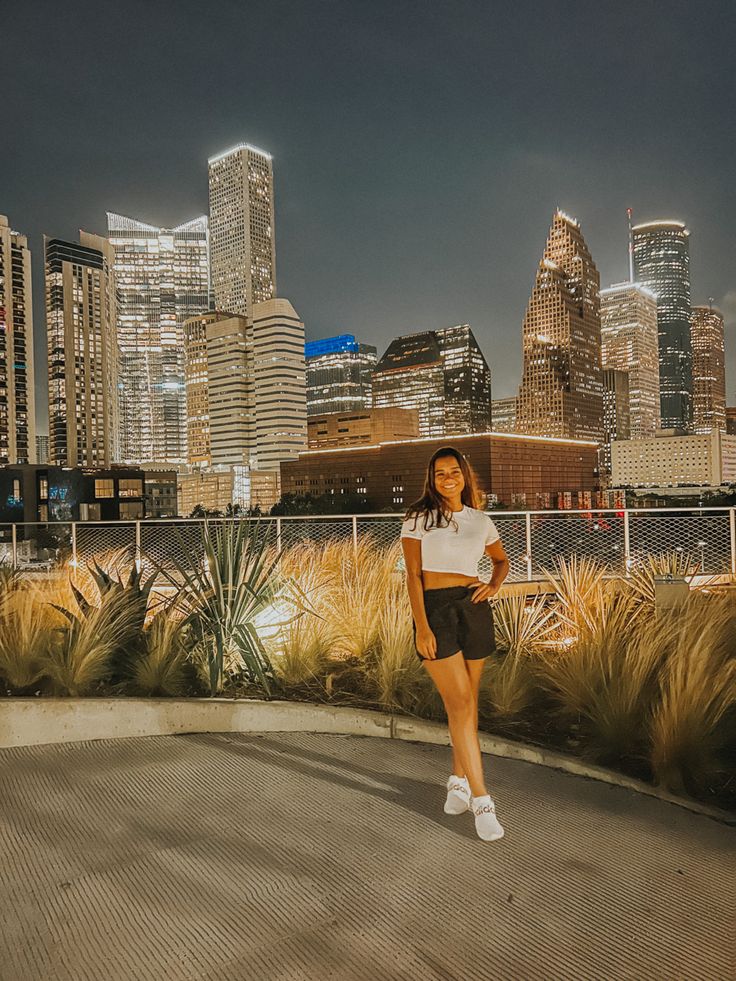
left=627, top=208, right=634, bottom=283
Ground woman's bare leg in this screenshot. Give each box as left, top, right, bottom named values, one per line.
left=450, top=657, right=485, bottom=779
left=424, top=652, right=488, bottom=798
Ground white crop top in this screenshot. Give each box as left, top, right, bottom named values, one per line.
left=400, top=506, right=500, bottom=577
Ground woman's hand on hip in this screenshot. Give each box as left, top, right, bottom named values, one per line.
left=415, top=625, right=437, bottom=660
left=468, top=580, right=500, bottom=603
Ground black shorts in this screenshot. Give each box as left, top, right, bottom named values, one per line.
left=413, top=585, right=496, bottom=662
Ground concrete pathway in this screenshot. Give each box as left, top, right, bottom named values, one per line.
left=0, top=732, right=733, bottom=980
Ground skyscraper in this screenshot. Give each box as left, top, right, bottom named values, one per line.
left=252, top=299, right=307, bottom=470
left=690, top=305, right=726, bottom=434
left=372, top=325, right=491, bottom=437
left=0, top=215, right=35, bottom=464
left=305, top=334, right=377, bottom=416
left=632, top=221, right=692, bottom=430
left=600, top=282, right=660, bottom=438
left=208, top=143, right=276, bottom=317
left=45, top=233, right=118, bottom=467
left=516, top=211, right=603, bottom=441
left=183, top=301, right=306, bottom=472
left=107, top=212, right=209, bottom=465
left=600, top=368, right=631, bottom=481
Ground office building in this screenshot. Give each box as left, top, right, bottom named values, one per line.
left=517, top=211, right=604, bottom=441
left=726, top=407, right=736, bottom=436
left=491, top=397, right=517, bottom=433
left=632, top=221, right=692, bottom=429
left=208, top=143, right=276, bottom=317
left=305, top=334, right=377, bottom=416
left=600, top=368, right=631, bottom=481
left=45, top=233, right=118, bottom=468
left=308, top=406, right=419, bottom=448
left=107, top=212, right=209, bottom=465
left=612, top=430, right=736, bottom=489
left=600, top=282, right=660, bottom=438
left=183, top=300, right=306, bottom=472
left=690, top=305, right=726, bottom=434
left=177, top=467, right=279, bottom=516
left=252, top=299, right=307, bottom=470
left=35, top=435, right=49, bottom=465
left=0, top=215, right=35, bottom=464
left=372, top=325, right=491, bottom=437
left=281, top=431, right=599, bottom=511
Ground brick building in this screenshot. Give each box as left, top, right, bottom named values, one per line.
left=280, top=432, right=599, bottom=510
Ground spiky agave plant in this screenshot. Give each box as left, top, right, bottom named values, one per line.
left=626, top=550, right=698, bottom=610
left=544, top=554, right=609, bottom=641
left=649, top=594, right=736, bottom=795
left=158, top=519, right=314, bottom=696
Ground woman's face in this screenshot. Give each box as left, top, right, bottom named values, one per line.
left=433, top=455, right=465, bottom=500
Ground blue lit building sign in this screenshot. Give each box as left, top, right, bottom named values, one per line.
left=305, top=334, right=359, bottom=358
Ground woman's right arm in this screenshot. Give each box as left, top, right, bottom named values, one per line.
left=401, top=538, right=437, bottom=660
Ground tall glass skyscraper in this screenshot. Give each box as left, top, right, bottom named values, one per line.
left=305, top=334, right=377, bottom=416
left=0, top=215, right=35, bottom=464
left=45, top=233, right=119, bottom=468
left=372, top=325, right=491, bottom=437
left=517, top=211, right=603, bottom=441
left=208, top=143, right=276, bottom=317
left=107, top=213, right=209, bottom=464
left=600, top=282, right=660, bottom=438
left=632, top=221, right=692, bottom=430
left=690, top=305, right=726, bottom=434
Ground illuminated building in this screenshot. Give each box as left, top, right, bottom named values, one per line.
left=491, top=397, right=517, bottom=433
left=280, top=430, right=599, bottom=510
left=208, top=143, right=276, bottom=317
left=600, top=368, right=631, bottom=482
left=690, top=305, right=726, bottom=434
left=372, top=324, right=491, bottom=437
left=305, top=334, right=377, bottom=416
left=600, top=282, right=660, bottom=438
left=632, top=221, right=692, bottom=429
left=45, top=233, right=118, bottom=468
left=107, top=212, right=209, bottom=465
left=612, top=430, right=736, bottom=488
left=517, top=211, right=603, bottom=441
left=0, top=215, right=35, bottom=464
left=308, top=406, right=419, bottom=448
left=183, top=300, right=305, bottom=472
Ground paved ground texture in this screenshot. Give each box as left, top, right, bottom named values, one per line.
left=0, top=732, right=734, bottom=981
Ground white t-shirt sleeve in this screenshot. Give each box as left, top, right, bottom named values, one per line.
left=400, top=514, right=426, bottom=540
left=484, top=516, right=500, bottom=545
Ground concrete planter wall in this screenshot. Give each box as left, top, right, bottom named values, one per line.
left=1, top=696, right=731, bottom=822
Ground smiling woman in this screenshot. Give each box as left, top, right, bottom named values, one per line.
left=400, top=445, right=510, bottom=841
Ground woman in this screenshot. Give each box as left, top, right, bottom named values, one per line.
left=400, top=446, right=510, bottom=841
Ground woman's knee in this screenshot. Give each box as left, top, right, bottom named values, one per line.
left=444, top=690, right=475, bottom=721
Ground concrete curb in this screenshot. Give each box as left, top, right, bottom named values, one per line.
left=1, top=697, right=732, bottom=824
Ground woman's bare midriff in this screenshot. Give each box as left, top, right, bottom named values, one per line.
left=422, top=570, right=477, bottom=590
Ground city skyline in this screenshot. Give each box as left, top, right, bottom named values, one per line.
left=4, top=1, right=734, bottom=430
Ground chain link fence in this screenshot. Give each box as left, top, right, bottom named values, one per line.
left=2, top=509, right=735, bottom=581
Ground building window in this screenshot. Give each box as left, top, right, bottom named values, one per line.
left=119, top=478, right=143, bottom=498
left=119, top=501, right=144, bottom=519
left=39, top=477, right=48, bottom=501
left=12, top=479, right=22, bottom=502
left=95, top=479, right=114, bottom=499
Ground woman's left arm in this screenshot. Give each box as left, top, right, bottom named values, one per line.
left=470, top=540, right=510, bottom=603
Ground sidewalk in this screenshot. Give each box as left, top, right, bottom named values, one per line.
left=1, top=731, right=733, bottom=980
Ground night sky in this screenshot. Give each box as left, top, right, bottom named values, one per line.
left=4, top=0, right=735, bottom=431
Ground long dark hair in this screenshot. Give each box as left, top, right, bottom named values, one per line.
left=403, top=446, right=485, bottom=532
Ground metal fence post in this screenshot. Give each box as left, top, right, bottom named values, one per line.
left=524, top=512, right=532, bottom=582
left=11, top=523, right=17, bottom=570
left=730, top=508, right=736, bottom=576
left=623, top=509, right=631, bottom=574
left=71, top=522, right=78, bottom=567
left=276, top=517, right=282, bottom=553
left=135, top=520, right=142, bottom=571
left=352, top=515, right=358, bottom=558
